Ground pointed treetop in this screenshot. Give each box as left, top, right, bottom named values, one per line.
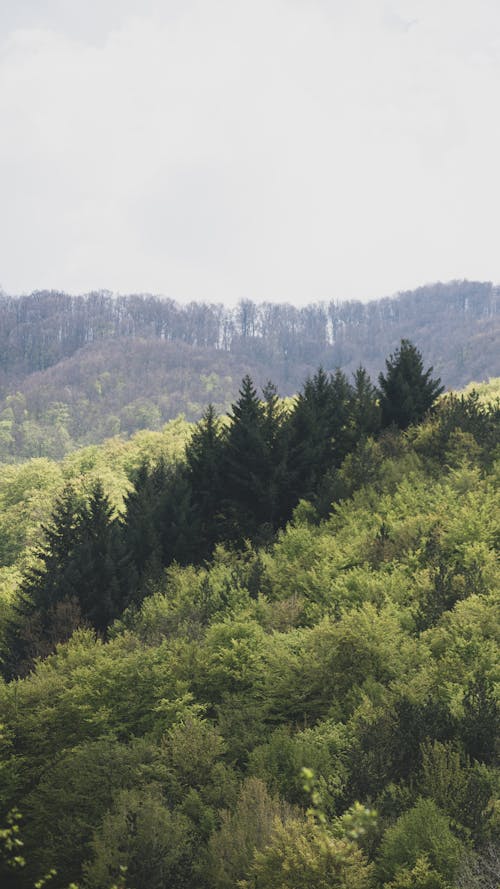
left=230, top=375, right=263, bottom=424
left=378, top=339, right=444, bottom=429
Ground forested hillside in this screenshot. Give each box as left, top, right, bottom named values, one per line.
left=0, top=280, right=498, bottom=460
left=0, top=345, right=498, bottom=889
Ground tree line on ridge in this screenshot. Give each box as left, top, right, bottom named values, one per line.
left=5, top=340, right=494, bottom=677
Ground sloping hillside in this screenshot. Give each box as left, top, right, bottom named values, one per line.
left=0, top=377, right=498, bottom=889
left=0, top=280, right=498, bottom=460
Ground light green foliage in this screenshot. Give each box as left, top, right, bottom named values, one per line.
left=377, top=798, right=465, bottom=884
left=0, top=458, right=64, bottom=566
left=383, top=854, right=452, bottom=888
left=249, top=723, right=352, bottom=811
left=0, top=566, right=22, bottom=654
left=0, top=416, right=191, bottom=534
left=164, top=716, right=227, bottom=795
left=117, top=551, right=253, bottom=641
left=335, top=801, right=378, bottom=843
left=187, top=617, right=272, bottom=763
left=424, top=593, right=499, bottom=695
left=0, top=809, right=24, bottom=870
left=0, top=418, right=192, bottom=626
left=207, top=777, right=295, bottom=889
left=242, top=816, right=373, bottom=889
left=419, top=740, right=499, bottom=839
left=262, top=451, right=499, bottom=629
left=193, top=617, right=269, bottom=704
left=21, top=737, right=172, bottom=885
left=0, top=383, right=498, bottom=889
left=420, top=741, right=471, bottom=818
left=83, top=787, right=193, bottom=889
left=463, top=377, right=500, bottom=404
left=0, top=629, right=197, bottom=766
left=262, top=605, right=421, bottom=724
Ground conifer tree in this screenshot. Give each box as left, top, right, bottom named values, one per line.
left=287, top=368, right=352, bottom=507
left=349, top=367, right=381, bottom=442
left=221, top=376, right=283, bottom=541
left=185, top=404, right=224, bottom=558
left=157, top=463, right=199, bottom=567
left=261, top=381, right=289, bottom=528
left=221, top=375, right=266, bottom=540
left=122, top=459, right=169, bottom=600
left=329, top=368, right=355, bottom=464
left=77, top=480, right=129, bottom=633
left=378, top=340, right=444, bottom=429
left=123, top=458, right=198, bottom=593
left=16, top=484, right=83, bottom=618
left=4, top=484, right=85, bottom=674
left=461, top=672, right=499, bottom=764
left=6, top=478, right=135, bottom=675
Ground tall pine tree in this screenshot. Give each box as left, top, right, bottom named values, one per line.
left=122, top=460, right=166, bottom=599
left=156, top=463, right=199, bottom=567
left=349, top=366, right=381, bottom=443
left=286, top=368, right=354, bottom=508
left=5, top=479, right=133, bottom=676
left=123, top=458, right=198, bottom=594
left=261, top=381, right=289, bottom=529
left=221, top=376, right=284, bottom=542
left=77, top=480, right=129, bottom=633
left=378, top=339, right=444, bottom=429
left=185, top=404, right=224, bottom=559
left=4, top=485, right=85, bottom=675
left=329, top=368, right=355, bottom=464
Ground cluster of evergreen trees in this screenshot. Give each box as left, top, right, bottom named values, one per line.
left=126, top=339, right=444, bottom=560
left=4, top=341, right=448, bottom=673
left=0, top=348, right=498, bottom=889
left=6, top=339, right=500, bottom=678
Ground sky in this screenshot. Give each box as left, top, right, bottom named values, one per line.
left=1, top=0, right=500, bottom=306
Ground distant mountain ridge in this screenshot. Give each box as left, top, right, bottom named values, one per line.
left=0, top=279, right=498, bottom=460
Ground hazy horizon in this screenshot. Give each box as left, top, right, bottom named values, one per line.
left=1, top=1, right=500, bottom=306
left=0, top=277, right=496, bottom=311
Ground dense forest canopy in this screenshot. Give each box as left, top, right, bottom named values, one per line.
left=0, top=345, right=498, bottom=888
left=0, top=280, right=498, bottom=460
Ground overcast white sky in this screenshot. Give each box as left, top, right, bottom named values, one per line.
left=0, top=0, right=499, bottom=305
